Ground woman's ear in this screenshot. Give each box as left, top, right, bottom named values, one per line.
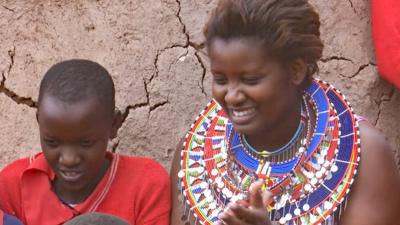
left=110, top=109, right=123, bottom=139
left=289, top=58, right=308, bottom=86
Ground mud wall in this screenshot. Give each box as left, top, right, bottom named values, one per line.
left=0, top=0, right=399, bottom=170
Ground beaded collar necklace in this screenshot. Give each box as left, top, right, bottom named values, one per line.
left=240, top=96, right=310, bottom=162
left=178, top=79, right=360, bottom=225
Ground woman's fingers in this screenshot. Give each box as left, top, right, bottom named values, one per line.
left=219, top=209, right=247, bottom=225
left=249, top=180, right=264, bottom=208
left=218, top=180, right=274, bottom=225
left=227, top=202, right=272, bottom=225
left=249, top=180, right=272, bottom=208
left=261, top=189, right=273, bottom=207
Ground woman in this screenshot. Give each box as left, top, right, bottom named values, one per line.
left=171, top=0, right=400, bottom=224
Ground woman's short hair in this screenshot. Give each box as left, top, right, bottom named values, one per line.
left=204, top=0, right=324, bottom=87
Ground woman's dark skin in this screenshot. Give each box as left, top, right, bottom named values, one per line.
left=170, top=37, right=400, bottom=225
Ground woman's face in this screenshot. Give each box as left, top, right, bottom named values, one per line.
left=209, top=38, right=301, bottom=137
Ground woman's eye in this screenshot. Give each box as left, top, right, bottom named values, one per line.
left=242, top=76, right=261, bottom=85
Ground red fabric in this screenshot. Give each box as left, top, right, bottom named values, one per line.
left=372, top=0, right=400, bottom=89
left=0, top=153, right=171, bottom=225
left=0, top=210, right=3, bottom=225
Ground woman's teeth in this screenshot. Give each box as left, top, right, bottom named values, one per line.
left=232, top=108, right=255, bottom=117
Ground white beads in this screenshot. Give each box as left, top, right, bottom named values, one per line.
left=306, top=171, right=314, bottom=179
left=285, top=213, right=293, bottom=220
left=302, top=203, right=310, bottom=211
left=324, top=201, right=333, bottom=209
left=304, top=184, right=312, bottom=192
left=311, top=178, right=318, bottom=185
left=294, top=208, right=301, bottom=216
left=204, top=189, right=212, bottom=197
left=178, top=170, right=185, bottom=178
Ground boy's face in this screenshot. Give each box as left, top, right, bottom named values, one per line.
left=37, top=95, right=116, bottom=200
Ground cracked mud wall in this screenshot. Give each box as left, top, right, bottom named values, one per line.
left=0, top=0, right=399, bottom=170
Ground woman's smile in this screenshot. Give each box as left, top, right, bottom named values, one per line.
left=228, top=107, right=257, bottom=124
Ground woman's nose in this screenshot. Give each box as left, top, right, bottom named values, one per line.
left=224, top=84, right=245, bottom=106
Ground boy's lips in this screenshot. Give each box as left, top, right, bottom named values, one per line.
left=58, top=170, right=84, bottom=183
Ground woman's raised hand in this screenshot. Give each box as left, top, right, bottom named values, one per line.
left=218, top=180, right=274, bottom=225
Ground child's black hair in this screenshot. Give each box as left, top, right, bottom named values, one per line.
left=63, top=213, right=130, bottom=225
left=38, top=59, right=115, bottom=116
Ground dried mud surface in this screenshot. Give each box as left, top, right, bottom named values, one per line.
left=0, top=0, right=399, bottom=170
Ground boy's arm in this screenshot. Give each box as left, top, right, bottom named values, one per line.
left=0, top=159, right=28, bottom=219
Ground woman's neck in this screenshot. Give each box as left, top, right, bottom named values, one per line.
left=244, top=97, right=313, bottom=153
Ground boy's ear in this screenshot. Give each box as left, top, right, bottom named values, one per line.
left=288, top=58, right=308, bottom=86
left=110, top=109, right=123, bottom=139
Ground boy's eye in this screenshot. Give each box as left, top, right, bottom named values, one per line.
left=80, top=140, right=95, bottom=148
left=43, top=139, right=59, bottom=147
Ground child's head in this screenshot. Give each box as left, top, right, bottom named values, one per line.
left=63, top=213, right=130, bottom=225
left=38, top=59, right=115, bottom=116
left=36, top=59, right=121, bottom=203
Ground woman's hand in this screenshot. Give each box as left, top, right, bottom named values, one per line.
left=218, top=180, right=273, bottom=225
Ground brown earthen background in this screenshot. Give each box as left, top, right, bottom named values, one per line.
left=0, top=0, right=399, bottom=170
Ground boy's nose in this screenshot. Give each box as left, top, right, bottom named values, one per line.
left=59, top=147, right=80, bottom=167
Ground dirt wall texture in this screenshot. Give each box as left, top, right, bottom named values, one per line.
left=0, top=0, right=399, bottom=170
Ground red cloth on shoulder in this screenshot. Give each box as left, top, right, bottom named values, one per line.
left=372, top=0, right=400, bottom=89
left=0, top=153, right=171, bottom=225
left=0, top=210, right=3, bottom=225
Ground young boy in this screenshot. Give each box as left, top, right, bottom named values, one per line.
left=0, top=59, right=171, bottom=225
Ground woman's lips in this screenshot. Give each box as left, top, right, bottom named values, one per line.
left=229, top=107, right=256, bottom=125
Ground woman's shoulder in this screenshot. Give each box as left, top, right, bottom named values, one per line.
left=358, top=121, right=394, bottom=159
left=340, top=121, right=400, bottom=224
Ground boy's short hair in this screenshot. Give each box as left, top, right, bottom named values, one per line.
left=63, top=213, right=130, bottom=225
left=38, top=59, right=115, bottom=116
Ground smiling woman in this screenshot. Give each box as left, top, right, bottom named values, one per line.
left=170, top=0, right=400, bottom=225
